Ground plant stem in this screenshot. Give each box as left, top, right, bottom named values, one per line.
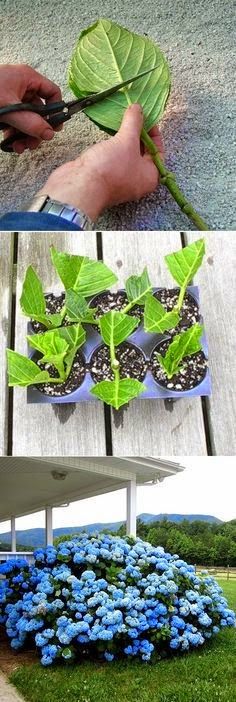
left=141, top=128, right=209, bottom=231
left=122, top=287, right=152, bottom=314
left=175, top=284, right=186, bottom=314
left=110, top=340, right=120, bottom=410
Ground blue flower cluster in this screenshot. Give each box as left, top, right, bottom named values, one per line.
left=0, top=534, right=235, bottom=666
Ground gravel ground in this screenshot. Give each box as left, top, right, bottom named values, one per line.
left=0, top=0, right=235, bottom=230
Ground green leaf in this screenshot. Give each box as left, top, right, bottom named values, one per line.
left=20, top=265, right=45, bottom=316
left=144, top=294, right=180, bottom=333
left=65, top=289, right=98, bottom=324
left=157, top=323, right=203, bottom=379
left=90, top=377, right=146, bottom=409
left=125, top=268, right=152, bottom=306
left=56, top=325, right=86, bottom=376
left=27, top=330, right=69, bottom=380
left=20, top=265, right=62, bottom=329
left=99, top=310, right=139, bottom=347
left=51, top=247, right=118, bottom=296
left=7, top=349, right=51, bottom=387
left=68, top=19, right=170, bottom=134
left=165, top=239, right=205, bottom=288
left=27, top=325, right=86, bottom=379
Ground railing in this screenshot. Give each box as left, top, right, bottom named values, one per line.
left=195, top=565, right=236, bottom=580
left=0, top=551, right=34, bottom=565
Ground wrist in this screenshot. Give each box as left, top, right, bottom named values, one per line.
left=38, top=160, right=108, bottom=221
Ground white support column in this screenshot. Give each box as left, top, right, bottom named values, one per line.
left=126, top=479, right=137, bottom=537
left=11, top=517, right=16, bottom=552
left=45, top=507, right=53, bottom=546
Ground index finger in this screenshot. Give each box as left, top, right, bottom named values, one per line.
left=29, top=68, right=62, bottom=104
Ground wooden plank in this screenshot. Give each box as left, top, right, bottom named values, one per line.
left=0, top=233, right=14, bottom=456
left=185, top=231, right=236, bottom=455
left=12, top=232, right=106, bottom=457
left=101, top=232, right=207, bottom=456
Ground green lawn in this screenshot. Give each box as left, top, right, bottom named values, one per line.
left=9, top=580, right=236, bottom=702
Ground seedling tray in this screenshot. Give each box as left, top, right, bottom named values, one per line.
left=27, top=285, right=211, bottom=404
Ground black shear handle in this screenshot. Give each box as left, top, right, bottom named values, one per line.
left=0, top=112, right=70, bottom=153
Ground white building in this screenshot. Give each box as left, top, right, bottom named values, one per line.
left=0, top=457, right=185, bottom=562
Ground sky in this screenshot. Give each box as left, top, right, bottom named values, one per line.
left=0, top=456, right=235, bottom=534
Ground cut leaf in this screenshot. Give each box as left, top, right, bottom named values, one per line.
left=156, top=323, right=203, bottom=379
left=27, top=325, right=86, bottom=379
left=7, top=349, right=51, bottom=387
left=144, top=294, right=180, bottom=333
left=51, top=247, right=117, bottom=296
left=65, top=289, right=98, bottom=324
left=99, top=310, right=139, bottom=347
left=68, top=19, right=170, bottom=134
left=125, top=268, right=153, bottom=307
left=20, top=265, right=62, bottom=329
left=56, top=325, right=86, bottom=376
left=20, top=265, right=45, bottom=316
left=27, top=330, right=69, bottom=380
left=165, top=239, right=205, bottom=289
left=90, top=377, right=146, bottom=409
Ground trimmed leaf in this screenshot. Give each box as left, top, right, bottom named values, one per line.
left=56, top=325, right=86, bottom=376
left=125, top=268, right=152, bottom=306
left=165, top=239, right=205, bottom=288
left=20, top=265, right=45, bottom=316
left=65, top=289, right=98, bottom=324
left=20, top=265, right=62, bottom=329
left=68, top=19, right=170, bottom=134
left=144, top=294, right=180, bottom=333
left=27, top=330, right=69, bottom=379
left=90, top=377, right=146, bottom=409
left=27, top=324, right=86, bottom=379
left=7, top=349, right=51, bottom=387
left=99, top=310, right=139, bottom=347
left=51, top=247, right=117, bottom=296
left=157, top=323, right=203, bottom=379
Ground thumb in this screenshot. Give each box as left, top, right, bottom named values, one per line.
left=2, top=108, right=54, bottom=142
left=117, top=103, right=144, bottom=147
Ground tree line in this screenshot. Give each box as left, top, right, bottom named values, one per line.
left=116, top=518, right=236, bottom=566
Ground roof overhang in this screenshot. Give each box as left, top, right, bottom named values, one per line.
left=0, top=457, right=185, bottom=522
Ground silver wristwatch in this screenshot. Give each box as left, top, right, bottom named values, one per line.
left=24, top=194, right=94, bottom=230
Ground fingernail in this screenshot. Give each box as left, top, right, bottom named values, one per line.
left=43, top=128, right=54, bottom=141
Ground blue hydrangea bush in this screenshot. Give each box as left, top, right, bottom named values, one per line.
left=0, top=534, right=235, bottom=666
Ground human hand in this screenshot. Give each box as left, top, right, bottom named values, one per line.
left=0, top=64, right=62, bottom=153
left=38, top=104, right=164, bottom=221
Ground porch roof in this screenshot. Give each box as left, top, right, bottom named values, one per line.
left=0, top=457, right=184, bottom=521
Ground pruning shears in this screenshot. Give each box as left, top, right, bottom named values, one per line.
left=0, top=65, right=158, bottom=153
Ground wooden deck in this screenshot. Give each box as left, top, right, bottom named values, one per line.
left=0, top=231, right=235, bottom=457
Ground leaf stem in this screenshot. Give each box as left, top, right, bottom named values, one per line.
left=110, top=340, right=120, bottom=410
left=175, top=285, right=186, bottom=314
left=122, top=287, right=152, bottom=314
left=141, top=128, right=209, bottom=231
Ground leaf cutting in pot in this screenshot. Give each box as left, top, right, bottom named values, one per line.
left=90, top=309, right=146, bottom=409
left=65, top=289, right=99, bottom=325
left=156, top=323, right=203, bottom=379
left=144, top=294, right=180, bottom=333
left=68, top=18, right=209, bottom=230
left=165, top=238, right=205, bottom=313
left=7, top=325, right=86, bottom=387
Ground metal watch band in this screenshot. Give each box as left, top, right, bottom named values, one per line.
left=24, top=194, right=94, bottom=230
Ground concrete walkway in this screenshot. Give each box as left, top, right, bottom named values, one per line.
left=0, top=673, right=25, bottom=702
left=0, top=0, right=235, bottom=230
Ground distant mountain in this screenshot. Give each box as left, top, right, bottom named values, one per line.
left=0, top=514, right=222, bottom=549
